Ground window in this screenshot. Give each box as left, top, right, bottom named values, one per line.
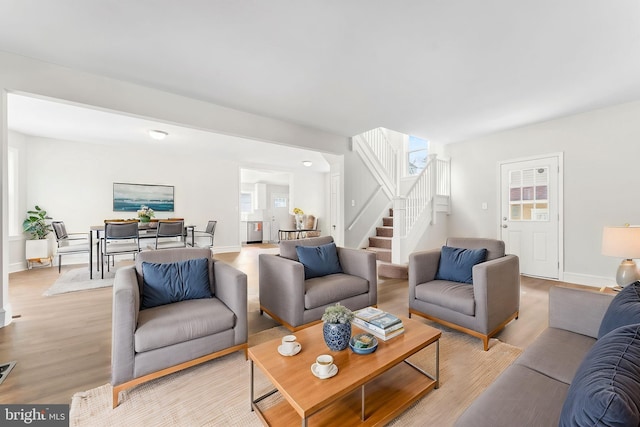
left=8, top=147, right=20, bottom=236
left=509, top=167, right=549, bottom=221
left=240, top=192, right=253, bottom=214
left=273, top=197, right=287, bottom=209
left=407, top=136, right=428, bottom=175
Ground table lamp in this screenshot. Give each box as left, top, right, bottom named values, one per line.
left=602, top=225, right=640, bottom=287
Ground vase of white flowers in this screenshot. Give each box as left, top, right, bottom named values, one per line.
left=137, top=205, right=155, bottom=223
left=293, top=207, right=304, bottom=230
left=322, top=304, right=354, bottom=351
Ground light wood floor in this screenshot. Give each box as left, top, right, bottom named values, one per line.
left=0, top=244, right=579, bottom=405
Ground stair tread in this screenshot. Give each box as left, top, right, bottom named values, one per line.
left=377, top=261, right=407, bottom=266
left=366, top=247, right=390, bottom=252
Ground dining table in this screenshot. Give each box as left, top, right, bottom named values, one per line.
left=88, top=223, right=195, bottom=279
left=277, top=228, right=315, bottom=242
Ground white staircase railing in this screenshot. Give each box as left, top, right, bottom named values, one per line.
left=356, top=128, right=398, bottom=198
left=392, top=155, right=450, bottom=263
left=353, top=127, right=450, bottom=263
left=394, top=154, right=434, bottom=238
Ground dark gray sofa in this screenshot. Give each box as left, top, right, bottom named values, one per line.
left=455, top=286, right=615, bottom=426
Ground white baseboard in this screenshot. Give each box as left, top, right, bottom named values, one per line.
left=9, top=262, right=28, bottom=273
left=0, top=304, right=13, bottom=327
left=562, top=272, right=616, bottom=288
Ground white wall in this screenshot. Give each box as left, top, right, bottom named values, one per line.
left=7, top=131, right=28, bottom=270
left=19, top=133, right=240, bottom=253
left=0, top=51, right=348, bottom=326
left=290, top=170, right=329, bottom=236
left=445, top=100, right=640, bottom=286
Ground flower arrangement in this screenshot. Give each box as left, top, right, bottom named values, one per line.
left=321, top=304, right=354, bottom=324
left=137, top=205, right=155, bottom=221
left=293, top=207, right=304, bottom=215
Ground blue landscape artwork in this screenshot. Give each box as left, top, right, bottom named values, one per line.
left=113, top=183, right=174, bottom=212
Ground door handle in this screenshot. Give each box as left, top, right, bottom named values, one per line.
left=502, top=224, right=508, bottom=228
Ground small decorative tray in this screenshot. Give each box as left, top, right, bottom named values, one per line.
left=349, top=333, right=378, bottom=355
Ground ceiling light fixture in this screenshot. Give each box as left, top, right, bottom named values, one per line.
left=302, top=160, right=313, bottom=167
left=148, top=130, right=168, bottom=140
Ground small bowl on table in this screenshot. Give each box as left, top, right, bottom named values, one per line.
left=349, top=333, right=378, bottom=355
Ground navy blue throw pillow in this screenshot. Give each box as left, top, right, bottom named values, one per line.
left=434, top=246, right=487, bottom=284
left=598, top=281, right=640, bottom=339
left=141, top=257, right=212, bottom=309
left=559, top=323, right=640, bottom=426
left=295, top=242, right=343, bottom=279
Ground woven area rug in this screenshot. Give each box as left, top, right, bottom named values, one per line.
left=69, top=326, right=521, bottom=426
left=43, top=267, right=115, bottom=296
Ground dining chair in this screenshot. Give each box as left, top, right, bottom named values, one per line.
left=101, top=221, right=140, bottom=279
left=51, top=221, right=91, bottom=273
left=188, top=220, right=217, bottom=248
left=149, top=219, right=187, bottom=250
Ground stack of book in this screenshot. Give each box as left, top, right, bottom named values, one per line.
left=352, top=307, right=404, bottom=341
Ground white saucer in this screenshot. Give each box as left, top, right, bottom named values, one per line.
left=311, top=363, right=338, bottom=379
left=278, top=343, right=301, bottom=356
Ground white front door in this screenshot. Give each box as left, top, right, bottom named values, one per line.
left=500, top=154, right=562, bottom=279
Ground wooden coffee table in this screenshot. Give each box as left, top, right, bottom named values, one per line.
left=249, top=315, right=441, bottom=426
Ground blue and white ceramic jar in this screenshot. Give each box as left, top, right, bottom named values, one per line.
left=323, top=322, right=352, bottom=351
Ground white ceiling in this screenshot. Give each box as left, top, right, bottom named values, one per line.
left=7, top=94, right=332, bottom=178
left=2, top=1, right=640, bottom=145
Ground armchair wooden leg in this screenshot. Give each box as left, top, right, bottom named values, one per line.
left=112, top=386, right=121, bottom=408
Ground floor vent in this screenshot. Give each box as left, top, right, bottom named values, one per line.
left=0, top=361, right=16, bottom=385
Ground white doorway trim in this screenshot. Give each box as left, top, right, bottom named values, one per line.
left=497, top=152, right=564, bottom=281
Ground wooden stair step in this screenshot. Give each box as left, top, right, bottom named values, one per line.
left=376, top=226, right=393, bottom=238
left=377, top=261, right=408, bottom=279
left=368, top=236, right=392, bottom=249
left=382, top=217, right=393, bottom=227
left=366, top=247, right=391, bottom=263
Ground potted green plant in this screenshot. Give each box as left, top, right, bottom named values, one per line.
left=322, top=304, right=354, bottom=351
left=23, top=205, right=53, bottom=260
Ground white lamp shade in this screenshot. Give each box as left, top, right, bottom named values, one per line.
left=602, top=226, right=640, bottom=259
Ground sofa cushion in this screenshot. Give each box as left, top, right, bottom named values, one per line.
left=304, top=273, right=369, bottom=310
left=135, top=297, right=235, bottom=352
left=598, top=281, right=640, bottom=339
left=296, top=242, right=343, bottom=279
left=515, top=327, right=596, bottom=384
left=141, top=257, right=212, bottom=309
left=455, top=364, right=569, bottom=427
left=435, top=246, right=487, bottom=284
left=559, top=323, right=640, bottom=427
left=415, top=280, right=475, bottom=316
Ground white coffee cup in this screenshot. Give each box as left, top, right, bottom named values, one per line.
left=281, top=335, right=298, bottom=354
left=316, top=354, right=334, bottom=376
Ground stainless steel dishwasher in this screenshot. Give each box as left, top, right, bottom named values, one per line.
left=246, top=221, right=263, bottom=243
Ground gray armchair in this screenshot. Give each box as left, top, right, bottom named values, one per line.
left=111, top=247, right=247, bottom=407
left=409, top=237, right=520, bottom=350
left=259, top=236, right=377, bottom=331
